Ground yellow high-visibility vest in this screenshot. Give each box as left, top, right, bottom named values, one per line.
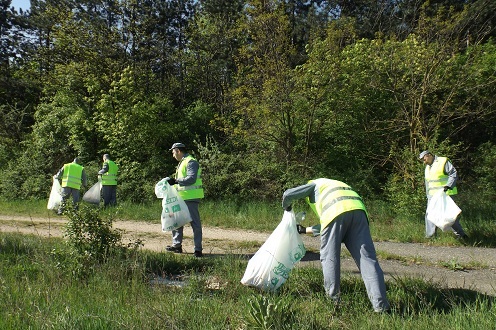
left=175, top=155, right=204, bottom=200
left=306, top=178, right=367, bottom=232
left=425, top=156, right=457, bottom=196
left=62, top=163, right=83, bottom=189
left=101, top=160, right=118, bottom=186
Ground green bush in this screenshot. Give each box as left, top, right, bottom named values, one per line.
left=64, top=205, right=123, bottom=263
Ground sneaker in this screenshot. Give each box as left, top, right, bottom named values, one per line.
left=166, top=245, right=183, bottom=253
left=194, top=251, right=203, bottom=258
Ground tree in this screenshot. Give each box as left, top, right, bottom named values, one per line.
left=185, top=0, right=243, bottom=111
left=94, top=67, right=175, bottom=202
left=0, top=1, right=40, bottom=169
left=229, top=1, right=297, bottom=166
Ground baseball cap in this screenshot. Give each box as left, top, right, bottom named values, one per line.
left=418, top=150, right=431, bottom=159
left=169, top=142, right=186, bottom=151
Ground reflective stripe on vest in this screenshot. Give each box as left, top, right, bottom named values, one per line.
left=175, top=155, right=204, bottom=200
left=425, top=156, right=457, bottom=196
left=101, top=160, right=118, bottom=186
left=62, top=163, right=83, bottom=189
left=306, top=179, right=367, bottom=232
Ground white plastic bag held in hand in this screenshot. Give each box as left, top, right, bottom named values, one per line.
left=240, top=210, right=306, bottom=291
left=155, top=178, right=192, bottom=231
left=426, top=190, right=462, bottom=231
left=47, top=177, right=63, bottom=210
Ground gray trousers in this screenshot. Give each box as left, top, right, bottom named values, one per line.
left=320, top=210, right=390, bottom=312
left=425, top=195, right=466, bottom=238
left=58, top=187, right=81, bottom=213
left=171, top=200, right=202, bottom=252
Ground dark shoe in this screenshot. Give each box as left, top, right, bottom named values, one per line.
left=166, top=245, right=183, bottom=253
left=456, top=234, right=469, bottom=241
left=374, top=307, right=391, bottom=314
left=194, top=251, right=203, bottom=258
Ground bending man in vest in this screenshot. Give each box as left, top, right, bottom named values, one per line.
left=54, top=157, right=87, bottom=215
left=419, top=150, right=468, bottom=239
left=98, top=153, right=118, bottom=207
left=282, top=178, right=390, bottom=313
left=165, top=143, right=204, bottom=258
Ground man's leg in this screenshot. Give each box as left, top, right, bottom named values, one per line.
left=170, top=227, right=184, bottom=249
left=186, top=200, right=203, bottom=253
left=449, top=196, right=467, bottom=238
left=344, top=210, right=390, bottom=312
left=109, top=185, right=117, bottom=206
left=58, top=187, right=71, bottom=214
left=425, top=198, right=437, bottom=238
left=320, top=218, right=344, bottom=302
left=71, top=189, right=80, bottom=210
left=101, top=185, right=111, bottom=207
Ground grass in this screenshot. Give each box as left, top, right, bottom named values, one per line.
left=1, top=232, right=495, bottom=330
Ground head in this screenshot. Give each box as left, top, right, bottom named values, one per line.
left=419, top=150, right=434, bottom=166
left=73, top=157, right=81, bottom=164
left=103, top=154, right=110, bottom=161
left=169, top=143, right=187, bottom=161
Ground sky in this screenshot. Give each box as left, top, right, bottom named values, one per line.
left=10, top=0, right=31, bottom=11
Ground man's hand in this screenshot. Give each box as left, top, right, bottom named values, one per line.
left=443, top=186, right=450, bottom=192
left=167, top=177, right=177, bottom=185
left=285, top=205, right=292, bottom=212
left=297, top=224, right=306, bottom=234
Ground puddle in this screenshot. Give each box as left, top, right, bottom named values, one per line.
left=150, top=275, right=227, bottom=290
left=150, top=275, right=188, bottom=288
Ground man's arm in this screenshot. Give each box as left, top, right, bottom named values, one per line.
left=82, top=170, right=87, bottom=187
left=54, top=167, right=64, bottom=180
left=177, top=160, right=199, bottom=186
left=282, top=183, right=316, bottom=210
left=98, top=162, right=109, bottom=175
left=444, top=160, right=457, bottom=188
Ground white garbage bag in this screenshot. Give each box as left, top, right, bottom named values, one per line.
left=241, top=210, right=306, bottom=291
left=47, top=177, right=63, bottom=210
left=426, top=190, right=462, bottom=231
left=155, top=178, right=192, bottom=231
left=83, top=182, right=101, bottom=205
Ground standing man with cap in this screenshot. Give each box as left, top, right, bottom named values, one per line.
left=165, top=143, right=204, bottom=257
left=98, top=154, right=118, bottom=207
left=54, top=157, right=87, bottom=215
left=419, top=150, right=468, bottom=239
left=282, top=178, right=390, bottom=313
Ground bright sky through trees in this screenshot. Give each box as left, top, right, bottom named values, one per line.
left=10, top=0, right=30, bottom=11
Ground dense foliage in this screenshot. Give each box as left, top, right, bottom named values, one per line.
left=1, top=0, right=495, bottom=218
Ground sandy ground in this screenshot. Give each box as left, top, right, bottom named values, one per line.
left=1, top=214, right=495, bottom=296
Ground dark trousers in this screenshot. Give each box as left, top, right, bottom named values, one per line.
left=101, top=185, right=117, bottom=207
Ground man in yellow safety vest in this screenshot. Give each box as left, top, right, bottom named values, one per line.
left=282, top=178, right=390, bottom=313
left=54, top=157, right=87, bottom=215
left=165, top=143, right=204, bottom=258
left=419, top=150, right=468, bottom=239
left=98, top=154, right=118, bottom=207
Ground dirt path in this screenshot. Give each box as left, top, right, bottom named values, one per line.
left=1, top=215, right=495, bottom=296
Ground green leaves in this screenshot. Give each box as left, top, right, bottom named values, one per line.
left=246, top=295, right=294, bottom=330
